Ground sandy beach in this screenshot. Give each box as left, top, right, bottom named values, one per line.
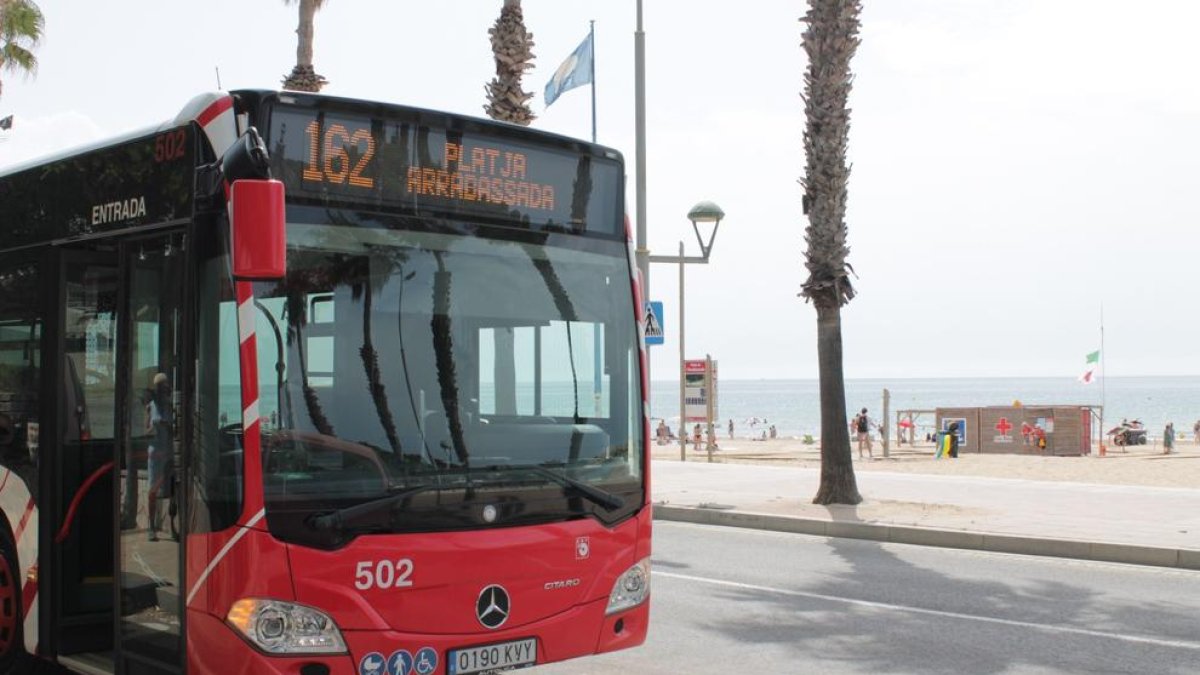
left=650, top=435, right=1200, bottom=489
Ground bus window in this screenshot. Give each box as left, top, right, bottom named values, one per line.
left=480, top=322, right=608, bottom=420
left=0, top=259, right=42, bottom=496
left=194, top=242, right=243, bottom=532
left=539, top=321, right=607, bottom=419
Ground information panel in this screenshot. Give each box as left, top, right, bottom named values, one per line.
left=268, top=104, right=621, bottom=234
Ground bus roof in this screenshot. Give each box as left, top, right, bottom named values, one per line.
left=0, top=91, right=237, bottom=179
left=238, top=89, right=623, bottom=160
left=1, top=90, right=621, bottom=182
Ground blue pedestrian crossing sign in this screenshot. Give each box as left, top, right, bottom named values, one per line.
left=644, top=301, right=664, bottom=346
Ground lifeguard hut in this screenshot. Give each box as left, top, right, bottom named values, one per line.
left=935, top=405, right=1102, bottom=456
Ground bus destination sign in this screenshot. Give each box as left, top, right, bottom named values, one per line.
left=407, top=140, right=557, bottom=212
left=268, top=104, right=620, bottom=233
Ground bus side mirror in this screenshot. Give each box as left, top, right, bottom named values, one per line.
left=230, top=179, right=286, bottom=279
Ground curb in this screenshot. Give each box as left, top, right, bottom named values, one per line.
left=654, top=505, right=1200, bottom=571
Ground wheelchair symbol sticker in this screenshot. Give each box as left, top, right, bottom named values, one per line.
left=414, top=647, right=438, bottom=675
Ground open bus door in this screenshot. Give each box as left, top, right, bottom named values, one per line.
left=47, top=234, right=187, bottom=675
left=47, top=249, right=119, bottom=666
left=114, top=233, right=186, bottom=674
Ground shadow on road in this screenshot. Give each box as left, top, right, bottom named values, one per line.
left=696, top=536, right=1200, bottom=674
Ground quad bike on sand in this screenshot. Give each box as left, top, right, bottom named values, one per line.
left=1107, top=420, right=1148, bottom=446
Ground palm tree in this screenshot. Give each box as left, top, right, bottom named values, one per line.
left=484, top=0, right=536, bottom=125
left=281, top=0, right=328, bottom=92
left=0, top=0, right=44, bottom=100
left=800, top=0, right=863, bottom=505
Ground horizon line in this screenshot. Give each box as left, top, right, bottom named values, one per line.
left=649, top=374, right=1199, bottom=382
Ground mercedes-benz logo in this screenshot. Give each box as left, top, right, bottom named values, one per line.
left=476, top=584, right=510, bottom=629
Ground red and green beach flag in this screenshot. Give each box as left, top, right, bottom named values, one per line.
left=1079, top=350, right=1100, bottom=384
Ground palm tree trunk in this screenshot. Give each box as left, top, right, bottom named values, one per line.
left=296, top=0, right=316, bottom=68
left=801, top=0, right=863, bottom=505
left=288, top=291, right=335, bottom=436
left=812, top=301, right=861, bottom=504
left=431, top=254, right=469, bottom=465
left=282, top=0, right=327, bottom=91
left=359, top=283, right=402, bottom=454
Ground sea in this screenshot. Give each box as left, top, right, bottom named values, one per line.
left=649, top=377, right=1200, bottom=440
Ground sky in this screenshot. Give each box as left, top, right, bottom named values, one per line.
left=1, top=0, right=1197, bottom=381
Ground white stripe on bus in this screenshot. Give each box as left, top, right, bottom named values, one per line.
left=242, top=400, right=260, bottom=430
left=186, top=509, right=266, bottom=607
left=237, top=296, right=256, bottom=344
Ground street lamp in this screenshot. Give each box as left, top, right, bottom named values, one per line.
left=648, top=200, right=726, bottom=461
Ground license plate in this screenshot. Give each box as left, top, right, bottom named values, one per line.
left=448, top=638, right=537, bottom=674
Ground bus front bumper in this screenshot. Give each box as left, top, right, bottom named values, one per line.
left=187, top=595, right=648, bottom=674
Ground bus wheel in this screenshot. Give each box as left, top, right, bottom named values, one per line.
left=0, top=528, right=24, bottom=669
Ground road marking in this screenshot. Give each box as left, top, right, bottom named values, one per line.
left=655, top=571, right=1200, bottom=651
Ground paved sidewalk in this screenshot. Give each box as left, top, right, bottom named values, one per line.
left=652, top=460, right=1200, bottom=569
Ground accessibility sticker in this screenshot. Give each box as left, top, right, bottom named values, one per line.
left=387, top=650, right=414, bottom=675
left=414, top=647, right=438, bottom=675
left=360, top=652, right=387, bottom=675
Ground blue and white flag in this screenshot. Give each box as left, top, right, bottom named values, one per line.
left=544, top=32, right=593, bottom=107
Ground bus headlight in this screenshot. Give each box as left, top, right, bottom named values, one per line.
left=606, top=557, right=651, bottom=615
left=226, top=598, right=347, bottom=654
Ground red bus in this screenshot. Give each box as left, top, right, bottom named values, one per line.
left=0, top=90, right=650, bottom=674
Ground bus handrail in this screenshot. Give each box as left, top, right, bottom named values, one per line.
left=55, top=461, right=114, bottom=544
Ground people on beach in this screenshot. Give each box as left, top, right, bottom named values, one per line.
left=1163, top=422, right=1175, bottom=454
left=1193, top=419, right=1199, bottom=444
left=656, top=420, right=668, bottom=445
left=692, top=424, right=702, bottom=452
left=939, top=422, right=960, bottom=458
left=852, top=408, right=873, bottom=459
left=728, top=418, right=734, bottom=439
left=769, top=424, right=777, bottom=439
left=1021, top=421, right=1033, bottom=447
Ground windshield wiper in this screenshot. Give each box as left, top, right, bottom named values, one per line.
left=308, top=482, right=448, bottom=532
left=526, top=465, right=625, bottom=511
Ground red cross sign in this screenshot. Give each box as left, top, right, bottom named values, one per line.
left=995, top=417, right=1013, bottom=435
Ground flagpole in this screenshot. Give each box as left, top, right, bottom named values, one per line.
left=1100, top=304, right=1107, bottom=454
left=590, top=20, right=597, bottom=143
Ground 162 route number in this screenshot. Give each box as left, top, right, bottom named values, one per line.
left=355, top=559, right=414, bottom=590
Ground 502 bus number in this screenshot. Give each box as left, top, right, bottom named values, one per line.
left=154, top=129, right=187, bottom=163
left=354, top=559, right=414, bottom=590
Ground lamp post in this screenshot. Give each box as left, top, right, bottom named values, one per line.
left=648, top=201, right=726, bottom=461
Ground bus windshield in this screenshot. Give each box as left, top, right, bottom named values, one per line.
left=229, top=219, right=642, bottom=544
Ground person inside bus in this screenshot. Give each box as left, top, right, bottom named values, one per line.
left=146, top=373, right=174, bottom=541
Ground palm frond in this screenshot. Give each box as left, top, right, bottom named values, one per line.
left=1, top=44, right=36, bottom=75
left=0, top=0, right=44, bottom=83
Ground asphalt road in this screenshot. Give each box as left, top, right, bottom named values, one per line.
left=536, top=521, right=1200, bottom=675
